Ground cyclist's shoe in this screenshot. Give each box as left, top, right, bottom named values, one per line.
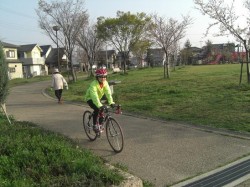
left=99, top=105, right=107, bottom=112
left=99, top=117, right=104, bottom=124
left=100, top=126, right=104, bottom=133
left=93, top=125, right=99, bottom=133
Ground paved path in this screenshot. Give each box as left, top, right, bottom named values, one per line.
left=6, top=81, right=250, bottom=187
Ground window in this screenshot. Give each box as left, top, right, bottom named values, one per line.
left=6, top=50, right=15, bottom=58
left=9, top=67, right=16, bottom=73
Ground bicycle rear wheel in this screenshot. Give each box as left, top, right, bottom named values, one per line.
left=83, top=111, right=97, bottom=141
left=106, top=117, right=124, bottom=153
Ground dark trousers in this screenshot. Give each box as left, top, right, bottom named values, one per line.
left=87, top=100, right=99, bottom=125
left=55, top=89, right=63, bottom=101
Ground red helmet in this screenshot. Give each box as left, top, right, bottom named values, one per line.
left=95, top=68, right=107, bottom=77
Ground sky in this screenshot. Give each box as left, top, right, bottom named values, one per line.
left=0, top=0, right=247, bottom=48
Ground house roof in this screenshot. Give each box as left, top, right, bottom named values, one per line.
left=18, top=44, right=43, bottom=52
left=45, top=48, right=65, bottom=65
left=1, top=42, right=19, bottom=48
left=148, top=48, right=164, bottom=51
left=97, top=50, right=116, bottom=57
left=190, top=47, right=201, bottom=52
left=40, top=45, right=52, bottom=56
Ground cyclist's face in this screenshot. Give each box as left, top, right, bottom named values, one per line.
left=98, top=76, right=107, bottom=83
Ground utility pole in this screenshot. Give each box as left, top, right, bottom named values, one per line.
left=53, top=25, right=60, bottom=70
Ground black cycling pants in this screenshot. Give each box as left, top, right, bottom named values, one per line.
left=87, top=100, right=99, bottom=125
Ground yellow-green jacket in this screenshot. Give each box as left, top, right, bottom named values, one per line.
left=85, top=80, right=114, bottom=108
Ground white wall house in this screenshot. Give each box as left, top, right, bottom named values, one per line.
left=18, top=44, right=48, bottom=78
left=2, top=42, right=23, bottom=79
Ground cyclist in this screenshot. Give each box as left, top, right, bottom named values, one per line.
left=85, top=68, right=115, bottom=132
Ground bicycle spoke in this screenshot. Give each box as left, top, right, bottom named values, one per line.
left=106, top=118, right=124, bottom=153
left=110, top=129, right=122, bottom=149
left=83, top=111, right=97, bottom=141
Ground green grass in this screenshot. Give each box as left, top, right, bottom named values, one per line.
left=0, top=114, right=124, bottom=187
left=9, top=75, right=51, bottom=87
left=63, top=64, right=250, bottom=133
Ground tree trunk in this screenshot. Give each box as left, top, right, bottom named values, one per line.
left=164, top=60, right=166, bottom=79
left=239, top=60, right=243, bottom=85
left=79, top=62, right=83, bottom=72
left=123, top=53, right=127, bottom=74
left=246, top=49, right=250, bottom=84
left=71, top=67, right=77, bottom=82
left=123, top=60, right=126, bottom=73
left=167, top=56, right=170, bottom=78
left=243, top=40, right=250, bottom=84
left=68, top=60, right=76, bottom=82
left=88, top=58, right=94, bottom=77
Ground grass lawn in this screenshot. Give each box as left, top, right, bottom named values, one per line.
left=9, top=75, right=51, bottom=87
left=63, top=64, right=250, bottom=133
left=0, top=114, right=124, bottom=187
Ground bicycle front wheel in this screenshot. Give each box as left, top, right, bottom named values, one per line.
left=83, top=110, right=97, bottom=141
left=106, top=117, right=124, bottom=153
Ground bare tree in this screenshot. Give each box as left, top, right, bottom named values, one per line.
left=149, top=14, right=192, bottom=78
left=36, top=0, right=88, bottom=82
left=77, top=24, right=103, bottom=77
left=75, top=46, right=88, bottom=72
left=194, top=0, right=250, bottom=84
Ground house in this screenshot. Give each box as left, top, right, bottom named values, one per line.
left=197, top=43, right=236, bottom=64
left=116, top=51, right=132, bottom=69
left=188, top=46, right=202, bottom=65
left=96, top=50, right=116, bottom=69
left=146, top=48, right=165, bottom=67
left=1, top=42, right=23, bottom=79
left=44, top=47, right=67, bottom=72
left=18, top=44, right=48, bottom=78
left=129, top=56, right=140, bottom=68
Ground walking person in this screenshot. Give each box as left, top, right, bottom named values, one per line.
left=51, top=68, right=68, bottom=104
left=85, top=68, right=115, bottom=132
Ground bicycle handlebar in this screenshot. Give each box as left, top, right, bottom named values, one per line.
left=108, top=104, right=121, bottom=108
left=100, top=104, right=122, bottom=114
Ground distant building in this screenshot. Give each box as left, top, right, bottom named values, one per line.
left=1, top=42, right=23, bottom=79
left=146, top=48, right=165, bottom=67
left=96, top=50, right=116, bottom=68
left=41, top=46, right=67, bottom=72
left=18, top=44, right=48, bottom=77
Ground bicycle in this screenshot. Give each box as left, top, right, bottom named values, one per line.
left=83, top=104, right=124, bottom=153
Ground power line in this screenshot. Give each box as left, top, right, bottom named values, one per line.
left=0, top=6, right=34, bottom=19
left=0, top=21, right=43, bottom=34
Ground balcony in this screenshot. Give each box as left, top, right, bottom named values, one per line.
left=20, top=57, right=45, bottom=65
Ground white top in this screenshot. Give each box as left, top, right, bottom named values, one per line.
left=51, top=73, right=68, bottom=90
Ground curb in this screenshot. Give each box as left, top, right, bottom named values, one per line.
left=106, top=164, right=143, bottom=187
left=171, top=155, right=250, bottom=187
